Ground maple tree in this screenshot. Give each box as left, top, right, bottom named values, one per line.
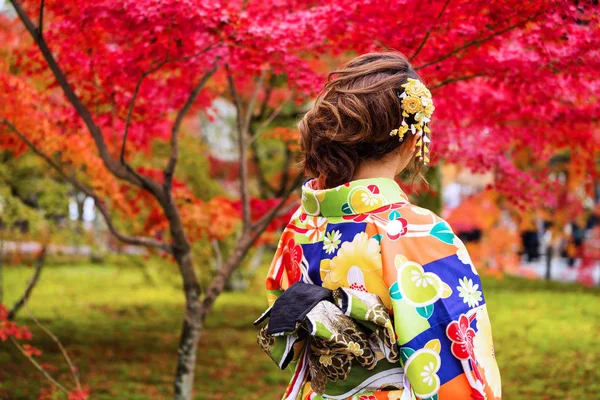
left=1, top=0, right=599, bottom=398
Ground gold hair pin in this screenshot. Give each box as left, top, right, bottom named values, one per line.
left=390, top=78, right=434, bottom=164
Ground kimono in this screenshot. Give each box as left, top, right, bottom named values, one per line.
left=261, top=178, right=502, bottom=400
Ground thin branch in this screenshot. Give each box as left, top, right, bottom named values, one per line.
left=211, top=239, right=223, bottom=270
left=275, top=198, right=301, bottom=219
left=374, top=39, right=391, bottom=51
left=11, top=0, right=161, bottom=193
left=415, top=12, right=543, bottom=70
left=249, top=136, right=277, bottom=197
left=200, top=172, right=303, bottom=322
left=410, top=0, right=451, bottom=61
left=430, top=73, right=484, bottom=90
left=415, top=12, right=542, bottom=70
left=7, top=247, right=46, bottom=320
left=247, top=89, right=296, bottom=147
left=37, top=0, right=44, bottom=39
left=242, top=69, right=268, bottom=138
left=121, top=43, right=219, bottom=165
left=10, top=337, right=70, bottom=396
left=257, top=74, right=277, bottom=120
left=251, top=172, right=303, bottom=232
left=164, top=61, right=219, bottom=188
left=26, top=308, right=82, bottom=392
left=1, top=121, right=172, bottom=253
left=226, top=64, right=252, bottom=230
left=276, top=147, right=293, bottom=197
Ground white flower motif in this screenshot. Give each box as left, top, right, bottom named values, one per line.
left=410, top=269, right=436, bottom=288
left=323, top=230, right=342, bottom=254
left=453, top=237, right=478, bottom=275
left=420, top=361, right=437, bottom=386
left=361, top=191, right=379, bottom=206
left=457, top=277, right=483, bottom=308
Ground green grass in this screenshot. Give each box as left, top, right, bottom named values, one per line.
left=1, top=263, right=599, bottom=399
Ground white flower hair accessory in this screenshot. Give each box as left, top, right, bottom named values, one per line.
left=390, top=78, right=434, bottom=165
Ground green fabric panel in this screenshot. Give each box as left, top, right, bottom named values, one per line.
left=301, top=178, right=408, bottom=217
left=392, top=298, right=430, bottom=345
left=269, top=335, right=291, bottom=367
left=322, top=359, right=402, bottom=397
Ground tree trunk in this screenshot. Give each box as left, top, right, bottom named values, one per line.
left=172, top=247, right=203, bottom=400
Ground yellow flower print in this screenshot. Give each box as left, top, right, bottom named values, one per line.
left=473, top=307, right=502, bottom=399
left=319, top=354, right=333, bottom=367
left=321, top=232, right=391, bottom=309
left=347, top=341, right=364, bottom=356
left=402, top=96, right=422, bottom=114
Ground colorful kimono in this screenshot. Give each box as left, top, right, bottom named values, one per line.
left=263, top=178, right=502, bottom=400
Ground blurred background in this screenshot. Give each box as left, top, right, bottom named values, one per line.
left=0, top=0, right=599, bottom=399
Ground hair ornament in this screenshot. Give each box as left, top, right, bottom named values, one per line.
left=389, top=78, right=434, bottom=165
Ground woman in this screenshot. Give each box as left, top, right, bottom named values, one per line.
left=257, top=52, right=501, bottom=400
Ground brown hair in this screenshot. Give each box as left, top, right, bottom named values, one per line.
left=299, top=52, right=426, bottom=189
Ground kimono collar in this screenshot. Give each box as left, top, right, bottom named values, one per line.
left=301, top=178, right=409, bottom=217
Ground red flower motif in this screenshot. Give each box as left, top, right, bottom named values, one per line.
left=446, top=314, right=476, bottom=360
left=281, top=238, right=303, bottom=284
left=359, top=396, right=377, bottom=400
left=386, top=217, right=408, bottom=240
left=367, top=184, right=380, bottom=194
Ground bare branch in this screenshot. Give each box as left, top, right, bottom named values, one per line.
left=410, top=0, right=451, bottom=61
left=374, top=39, right=391, bottom=51
left=7, top=247, right=46, bottom=320
left=249, top=137, right=277, bottom=197
left=252, top=172, right=303, bottom=232
left=415, top=12, right=543, bottom=70
left=276, top=147, right=293, bottom=197
left=11, top=0, right=161, bottom=194
left=430, top=73, right=484, bottom=90
left=122, top=43, right=219, bottom=165
left=200, top=172, right=303, bottom=321
left=242, top=69, right=268, bottom=138
left=257, top=74, right=277, bottom=120
left=164, top=61, right=219, bottom=188
left=226, top=64, right=252, bottom=230
left=10, top=337, right=70, bottom=396
left=37, top=0, right=44, bottom=39
left=26, top=308, right=83, bottom=391
left=1, top=121, right=172, bottom=253
left=247, top=89, right=296, bottom=147
left=211, top=239, right=223, bottom=270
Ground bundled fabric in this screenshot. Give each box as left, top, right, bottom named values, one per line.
left=255, top=282, right=400, bottom=396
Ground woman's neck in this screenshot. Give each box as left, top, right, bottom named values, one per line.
left=352, top=160, right=399, bottom=182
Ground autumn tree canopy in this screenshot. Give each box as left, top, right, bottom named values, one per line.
left=1, top=0, right=599, bottom=398
left=2, top=0, right=599, bottom=233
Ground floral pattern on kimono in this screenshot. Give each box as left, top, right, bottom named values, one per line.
left=263, top=178, right=502, bottom=400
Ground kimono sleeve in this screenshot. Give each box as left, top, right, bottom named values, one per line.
left=387, top=215, right=502, bottom=400
left=265, top=209, right=304, bottom=307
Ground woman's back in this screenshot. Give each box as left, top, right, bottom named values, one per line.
left=258, top=52, right=501, bottom=400
left=264, top=178, right=501, bottom=400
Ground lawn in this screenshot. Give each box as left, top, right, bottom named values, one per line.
left=1, top=263, right=599, bottom=400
